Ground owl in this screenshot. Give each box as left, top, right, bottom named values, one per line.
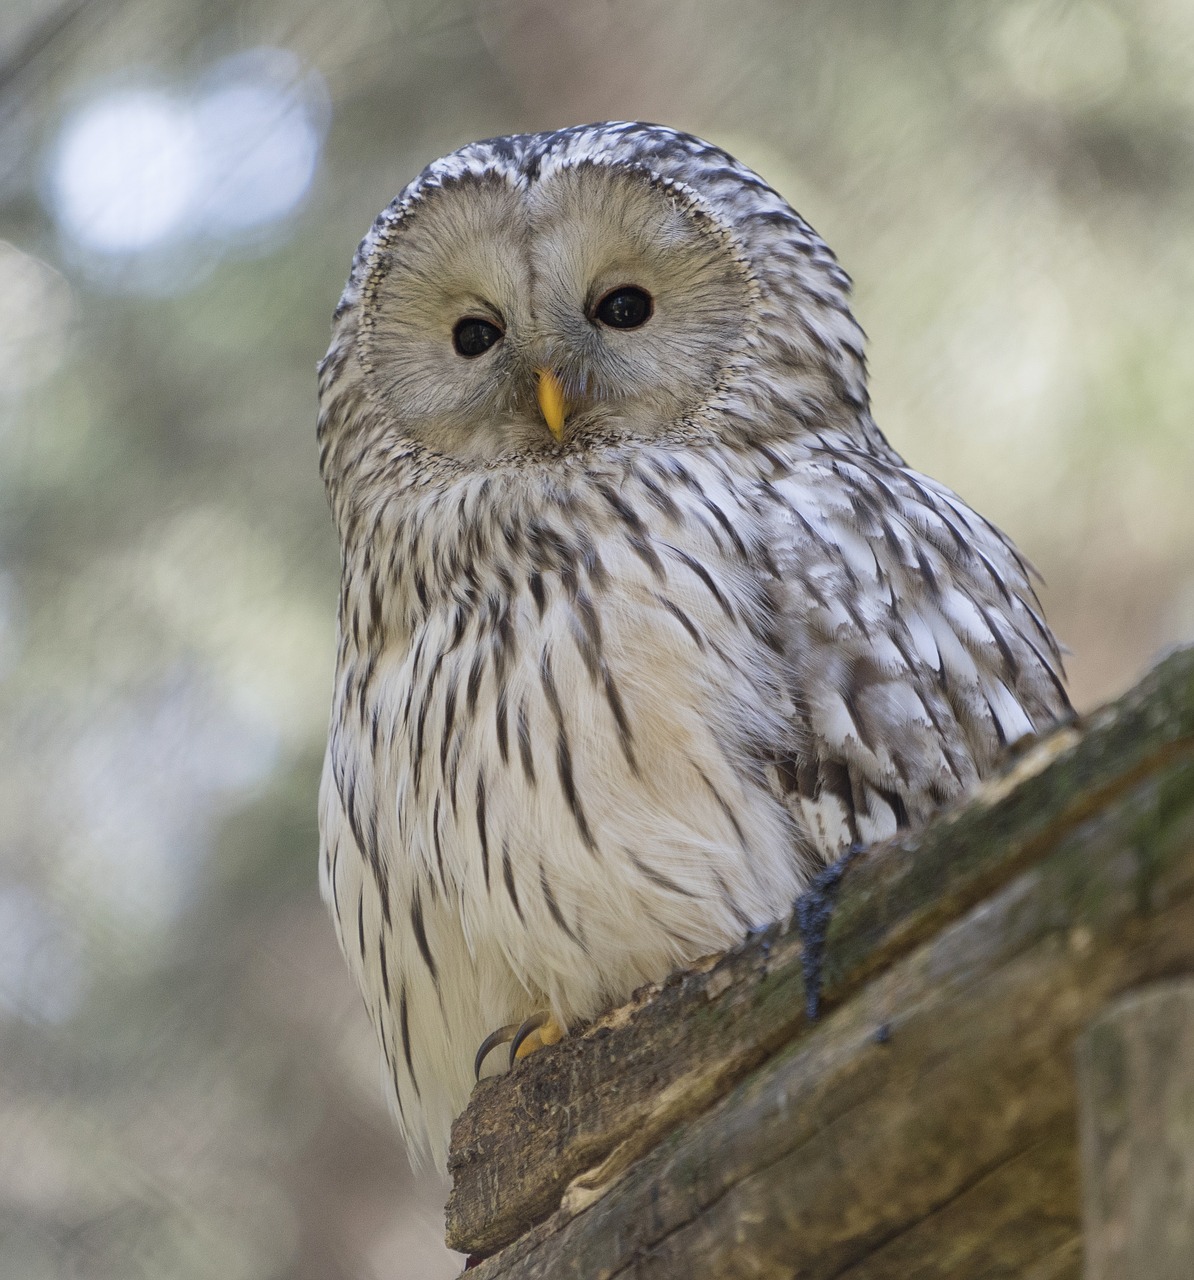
left=316, top=122, right=1070, bottom=1169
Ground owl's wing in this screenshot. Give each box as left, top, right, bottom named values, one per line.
left=762, top=437, right=1071, bottom=859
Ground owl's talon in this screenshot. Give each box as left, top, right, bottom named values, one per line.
left=509, top=1011, right=548, bottom=1066
left=474, top=1023, right=520, bottom=1080
left=509, top=1011, right=564, bottom=1067
left=795, top=843, right=866, bottom=1021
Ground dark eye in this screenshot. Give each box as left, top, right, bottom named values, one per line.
left=594, top=286, right=653, bottom=330
left=453, top=317, right=503, bottom=358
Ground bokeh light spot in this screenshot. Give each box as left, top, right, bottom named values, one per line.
left=45, top=48, right=328, bottom=279
left=49, top=90, right=199, bottom=253
left=195, top=49, right=326, bottom=232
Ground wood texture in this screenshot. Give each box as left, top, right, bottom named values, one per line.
left=447, top=646, right=1194, bottom=1276
left=1077, top=979, right=1194, bottom=1280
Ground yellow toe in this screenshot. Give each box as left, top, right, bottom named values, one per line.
left=513, top=1014, right=565, bottom=1059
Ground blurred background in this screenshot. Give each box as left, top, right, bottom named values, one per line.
left=1, top=0, right=1192, bottom=1276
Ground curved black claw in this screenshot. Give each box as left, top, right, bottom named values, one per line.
left=474, top=1023, right=519, bottom=1081
left=508, top=1011, right=550, bottom=1068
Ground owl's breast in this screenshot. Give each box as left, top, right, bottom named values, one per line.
left=327, top=489, right=812, bottom=1021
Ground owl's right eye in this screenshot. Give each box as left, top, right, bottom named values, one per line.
left=453, top=317, right=503, bottom=358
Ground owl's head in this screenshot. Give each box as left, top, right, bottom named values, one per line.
left=318, top=123, right=871, bottom=493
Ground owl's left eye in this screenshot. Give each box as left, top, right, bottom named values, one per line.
left=593, top=286, right=653, bottom=330
left=453, top=317, right=503, bottom=358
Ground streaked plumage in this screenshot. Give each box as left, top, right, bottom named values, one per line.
left=316, top=122, right=1071, bottom=1167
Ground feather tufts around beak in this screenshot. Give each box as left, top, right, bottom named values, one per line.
left=536, top=368, right=568, bottom=442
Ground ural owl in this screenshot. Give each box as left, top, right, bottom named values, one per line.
left=316, top=122, right=1070, bottom=1168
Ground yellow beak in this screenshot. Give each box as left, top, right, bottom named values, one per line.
left=536, top=368, right=568, bottom=443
